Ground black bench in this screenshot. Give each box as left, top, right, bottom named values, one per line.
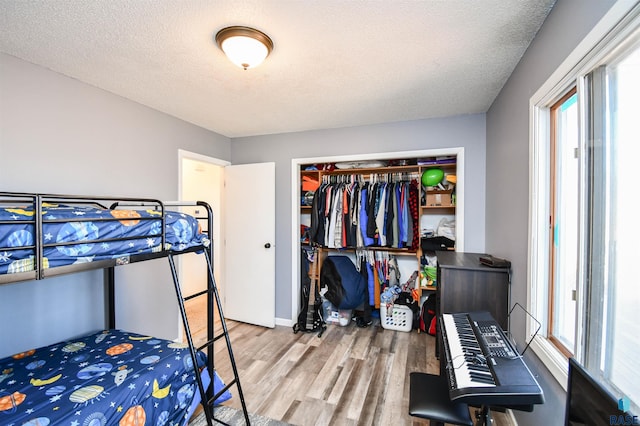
left=409, top=372, right=473, bottom=426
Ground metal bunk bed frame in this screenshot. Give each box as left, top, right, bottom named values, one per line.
left=0, top=191, right=249, bottom=425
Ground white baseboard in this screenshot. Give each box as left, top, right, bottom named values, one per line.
left=275, top=317, right=293, bottom=327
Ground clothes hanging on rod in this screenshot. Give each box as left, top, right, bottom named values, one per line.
left=356, top=249, right=400, bottom=308
left=309, top=175, right=420, bottom=250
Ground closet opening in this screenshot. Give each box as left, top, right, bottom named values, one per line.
left=290, top=148, right=465, bottom=325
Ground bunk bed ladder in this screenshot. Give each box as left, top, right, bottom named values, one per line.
left=167, top=249, right=250, bottom=426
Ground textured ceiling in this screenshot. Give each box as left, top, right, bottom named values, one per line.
left=0, top=1, right=555, bottom=138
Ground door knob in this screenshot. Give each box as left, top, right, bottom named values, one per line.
left=264, top=243, right=271, bottom=248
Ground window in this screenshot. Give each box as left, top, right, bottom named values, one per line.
left=584, top=41, right=640, bottom=410
left=548, top=88, right=579, bottom=358
left=529, top=4, right=640, bottom=414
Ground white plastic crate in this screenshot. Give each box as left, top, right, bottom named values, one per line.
left=380, top=304, right=413, bottom=332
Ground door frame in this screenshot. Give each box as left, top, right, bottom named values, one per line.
left=177, top=149, right=230, bottom=341
left=290, top=148, right=465, bottom=323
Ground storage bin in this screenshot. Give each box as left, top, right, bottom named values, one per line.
left=322, top=297, right=352, bottom=326
left=380, top=304, right=413, bottom=332
left=425, top=190, right=453, bottom=207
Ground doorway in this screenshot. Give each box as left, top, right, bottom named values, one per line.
left=178, top=152, right=276, bottom=340
left=178, top=150, right=229, bottom=343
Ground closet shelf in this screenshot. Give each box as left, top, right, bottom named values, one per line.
left=421, top=205, right=455, bottom=210
left=320, top=246, right=419, bottom=255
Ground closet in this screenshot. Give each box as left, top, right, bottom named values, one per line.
left=298, top=153, right=461, bottom=319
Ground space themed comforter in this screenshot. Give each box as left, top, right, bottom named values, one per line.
left=0, top=329, right=231, bottom=426
left=0, top=202, right=210, bottom=276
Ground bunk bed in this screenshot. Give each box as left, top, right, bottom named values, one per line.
left=0, top=191, right=249, bottom=426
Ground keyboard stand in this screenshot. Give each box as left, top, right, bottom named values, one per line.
left=438, top=311, right=544, bottom=425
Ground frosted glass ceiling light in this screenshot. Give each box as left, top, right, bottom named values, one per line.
left=215, top=26, right=273, bottom=70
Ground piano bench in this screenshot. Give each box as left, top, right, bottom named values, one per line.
left=409, top=372, right=473, bottom=426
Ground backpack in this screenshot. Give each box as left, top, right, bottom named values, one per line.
left=419, top=295, right=437, bottom=335
left=394, top=291, right=419, bottom=329
left=320, top=256, right=366, bottom=310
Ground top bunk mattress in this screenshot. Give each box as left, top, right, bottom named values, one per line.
left=0, top=201, right=210, bottom=276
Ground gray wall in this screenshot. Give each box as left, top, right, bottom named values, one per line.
left=0, top=53, right=230, bottom=358
left=485, top=0, right=617, bottom=424
left=231, top=115, right=487, bottom=321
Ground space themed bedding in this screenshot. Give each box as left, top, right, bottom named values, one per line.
left=0, top=329, right=232, bottom=426
left=0, top=202, right=210, bottom=276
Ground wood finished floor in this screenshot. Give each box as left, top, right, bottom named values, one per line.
left=185, top=299, right=514, bottom=426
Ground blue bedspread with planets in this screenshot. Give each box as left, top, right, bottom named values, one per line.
left=0, top=329, right=232, bottom=426
left=0, top=203, right=210, bottom=275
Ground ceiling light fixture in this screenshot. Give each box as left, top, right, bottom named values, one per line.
left=215, top=26, right=273, bottom=70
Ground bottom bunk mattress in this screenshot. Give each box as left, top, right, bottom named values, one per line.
left=0, top=329, right=231, bottom=426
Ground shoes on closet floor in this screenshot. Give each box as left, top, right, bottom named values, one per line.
left=355, top=317, right=373, bottom=328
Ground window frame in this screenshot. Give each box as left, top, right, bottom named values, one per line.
left=547, top=86, right=578, bottom=359
left=528, top=2, right=640, bottom=389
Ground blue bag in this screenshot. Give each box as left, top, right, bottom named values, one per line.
left=320, top=256, right=366, bottom=310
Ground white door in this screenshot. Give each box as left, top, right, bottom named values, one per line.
left=224, top=162, right=276, bottom=327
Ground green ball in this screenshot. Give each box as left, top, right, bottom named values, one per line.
left=421, top=168, right=444, bottom=186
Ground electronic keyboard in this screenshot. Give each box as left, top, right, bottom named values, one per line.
left=440, top=311, right=544, bottom=409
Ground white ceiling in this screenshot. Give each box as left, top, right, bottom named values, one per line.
left=0, top=1, right=555, bottom=138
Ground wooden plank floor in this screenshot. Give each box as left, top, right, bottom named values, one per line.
left=185, top=299, right=515, bottom=426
